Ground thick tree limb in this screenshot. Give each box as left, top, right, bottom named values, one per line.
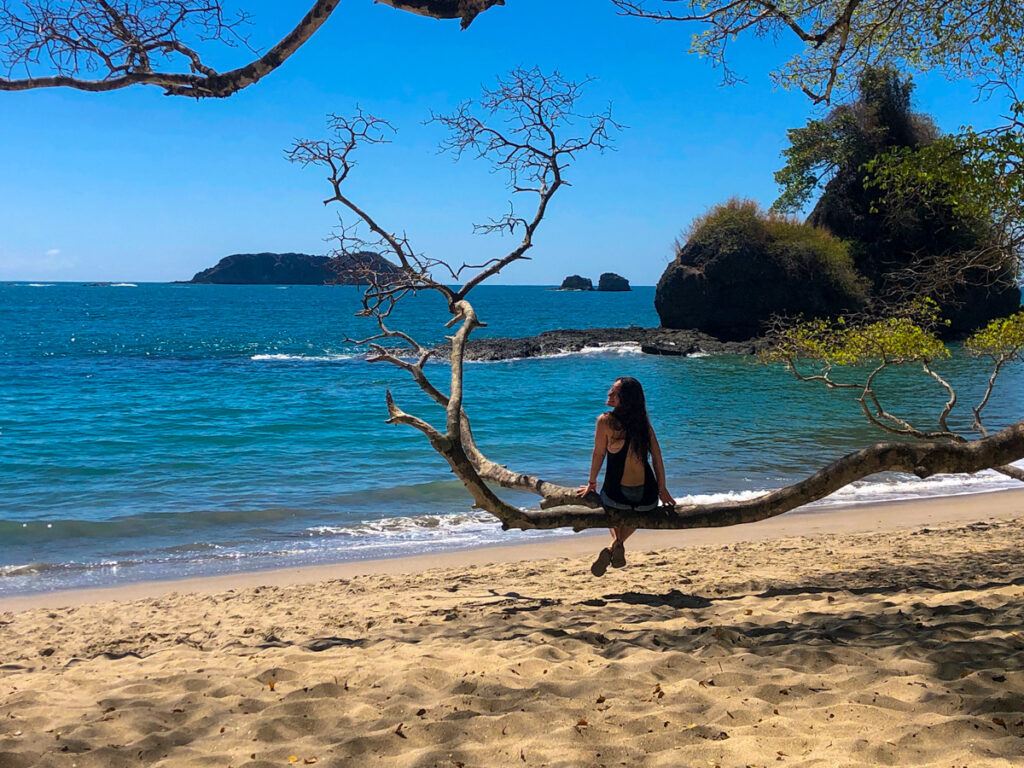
left=375, top=0, right=503, bottom=28
left=512, top=421, right=1024, bottom=531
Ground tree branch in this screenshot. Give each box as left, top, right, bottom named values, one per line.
left=0, top=0, right=504, bottom=96
left=513, top=420, right=1024, bottom=530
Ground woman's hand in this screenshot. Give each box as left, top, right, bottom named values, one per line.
left=578, top=481, right=598, bottom=498
left=659, top=486, right=676, bottom=507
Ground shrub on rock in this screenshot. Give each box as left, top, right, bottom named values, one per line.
left=655, top=199, right=869, bottom=340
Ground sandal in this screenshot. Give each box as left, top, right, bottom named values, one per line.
left=590, top=547, right=613, bottom=577
left=610, top=541, right=626, bottom=568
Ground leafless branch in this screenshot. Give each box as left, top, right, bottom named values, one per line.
left=0, top=0, right=504, bottom=96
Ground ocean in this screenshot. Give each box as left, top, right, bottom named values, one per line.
left=2, top=282, right=1022, bottom=595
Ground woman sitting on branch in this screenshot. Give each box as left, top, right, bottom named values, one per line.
left=580, top=377, right=675, bottom=576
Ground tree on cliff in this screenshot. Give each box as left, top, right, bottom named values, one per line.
left=2, top=0, right=1022, bottom=106
left=772, top=68, right=1020, bottom=335
left=287, top=68, right=1024, bottom=534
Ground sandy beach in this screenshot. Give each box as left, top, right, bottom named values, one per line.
left=3, top=489, right=1024, bottom=767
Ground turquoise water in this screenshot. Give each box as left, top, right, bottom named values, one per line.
left=2, top=282, right=1022, bottom=595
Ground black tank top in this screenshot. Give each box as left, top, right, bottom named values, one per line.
left=601, top=434, right=659, bottom=508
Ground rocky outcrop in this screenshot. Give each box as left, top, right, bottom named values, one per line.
left=436, top=327, right=767, bottom=361
left=559, top=275, right=593, bottom=291
left=656, top=246, right=865, bottom=341
left=655, top=200, right=868, bottom=340
left=598, top=273, right=630, bottom=291
left=188, top=252, right=399, bottom=285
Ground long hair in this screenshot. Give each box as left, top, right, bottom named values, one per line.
left=609, top=376, right=651, bottom=460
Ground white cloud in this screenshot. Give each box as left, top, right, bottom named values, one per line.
left=0, top=249, right=77, bottom=279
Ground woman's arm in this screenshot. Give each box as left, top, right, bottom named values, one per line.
left=649, top=425, right=675, bottom=506
left=578, top=415, right=608, bottom=496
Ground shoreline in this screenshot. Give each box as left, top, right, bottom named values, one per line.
left=4, top=486, right=1023, bottom=613
left=5, top=491, right=1024, bottom=766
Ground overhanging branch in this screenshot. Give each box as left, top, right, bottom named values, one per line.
left=0, top=0, right=504, bottom=96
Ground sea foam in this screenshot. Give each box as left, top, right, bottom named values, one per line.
left=251, top=353, right=356, bottom=362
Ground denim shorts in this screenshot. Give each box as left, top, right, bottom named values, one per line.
left=601, top=484, right=658, bottom=512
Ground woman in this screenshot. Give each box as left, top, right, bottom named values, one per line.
left=578, top=376, right=675, bottom=577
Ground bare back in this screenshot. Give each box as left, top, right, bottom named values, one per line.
left=603, top=416, right=647, bottom=486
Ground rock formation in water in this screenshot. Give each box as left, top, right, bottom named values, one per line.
left=655, top=200, right=868, bottom=340
left=559, top=275, right=593, bottom=291
left=597, top=273, right=630, bottom=292
left=188, top=252, right=399, bottom=285
left=435, top=326, right=768, bottom=361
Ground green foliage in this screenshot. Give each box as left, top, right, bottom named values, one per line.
left=764, top=216, right=867, bottom=301
left=773, top=67, right=935, bottom=214
left=618, top=1, right=1024, bottom=106
left=764, top=299, right=951, bottom=367
left=867, top=112, right=1024, bottom=257
left=966, top=311, right=1024, bottom=360
left=684, top=198, right=769, bottom=252
left=772, top=113, right=859, bottom=213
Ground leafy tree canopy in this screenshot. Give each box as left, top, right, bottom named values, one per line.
left=772, top=67, right=936, bottom=215
left=771, top=68, right=1021, bottom=334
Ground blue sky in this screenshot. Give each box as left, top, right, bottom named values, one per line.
left=0, top=0, right=1010, bottom=284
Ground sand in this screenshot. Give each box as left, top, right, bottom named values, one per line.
left=3, top=490, right=1024, bottom=767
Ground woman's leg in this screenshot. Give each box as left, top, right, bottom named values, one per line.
left=613, top=526, right=636, bottom=544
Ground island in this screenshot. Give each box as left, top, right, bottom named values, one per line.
left=559, top=275, right=594, bottom=291
left=597, top=272, right=630, bottom=291
left=557, top=273, right=631, bottom=291
left=186, top=251, right=399, bottom=285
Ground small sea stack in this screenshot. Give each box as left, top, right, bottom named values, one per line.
left=597, top=272, right=630, bottom=291
left=559, top=275, right=593, bottom=291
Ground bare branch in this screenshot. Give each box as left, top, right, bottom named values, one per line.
left=922, top=360, right=957, bottom=433
left=0, top=0, right=505, bottom=96
left=972, top=355, right=1007, bottom=437
left=428, top=67, right=621, bottom=299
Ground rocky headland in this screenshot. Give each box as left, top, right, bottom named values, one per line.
left=188, top=251, right=399, bottom=285
left=439, top=326, right=767, bottom=361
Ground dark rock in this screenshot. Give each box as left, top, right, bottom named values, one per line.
left=942, top=279, right=1023, bottom=337
left=187, top=251, right=399, bottom=285
left=656, top=248, right=863, bottom=341
left=436, top=327, right=767, bottom=362
left=655, top=200, right=867, bottom=340
left=597, top=273, right=630, bottom=292
left=559, top=275, right=593, bottom=291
